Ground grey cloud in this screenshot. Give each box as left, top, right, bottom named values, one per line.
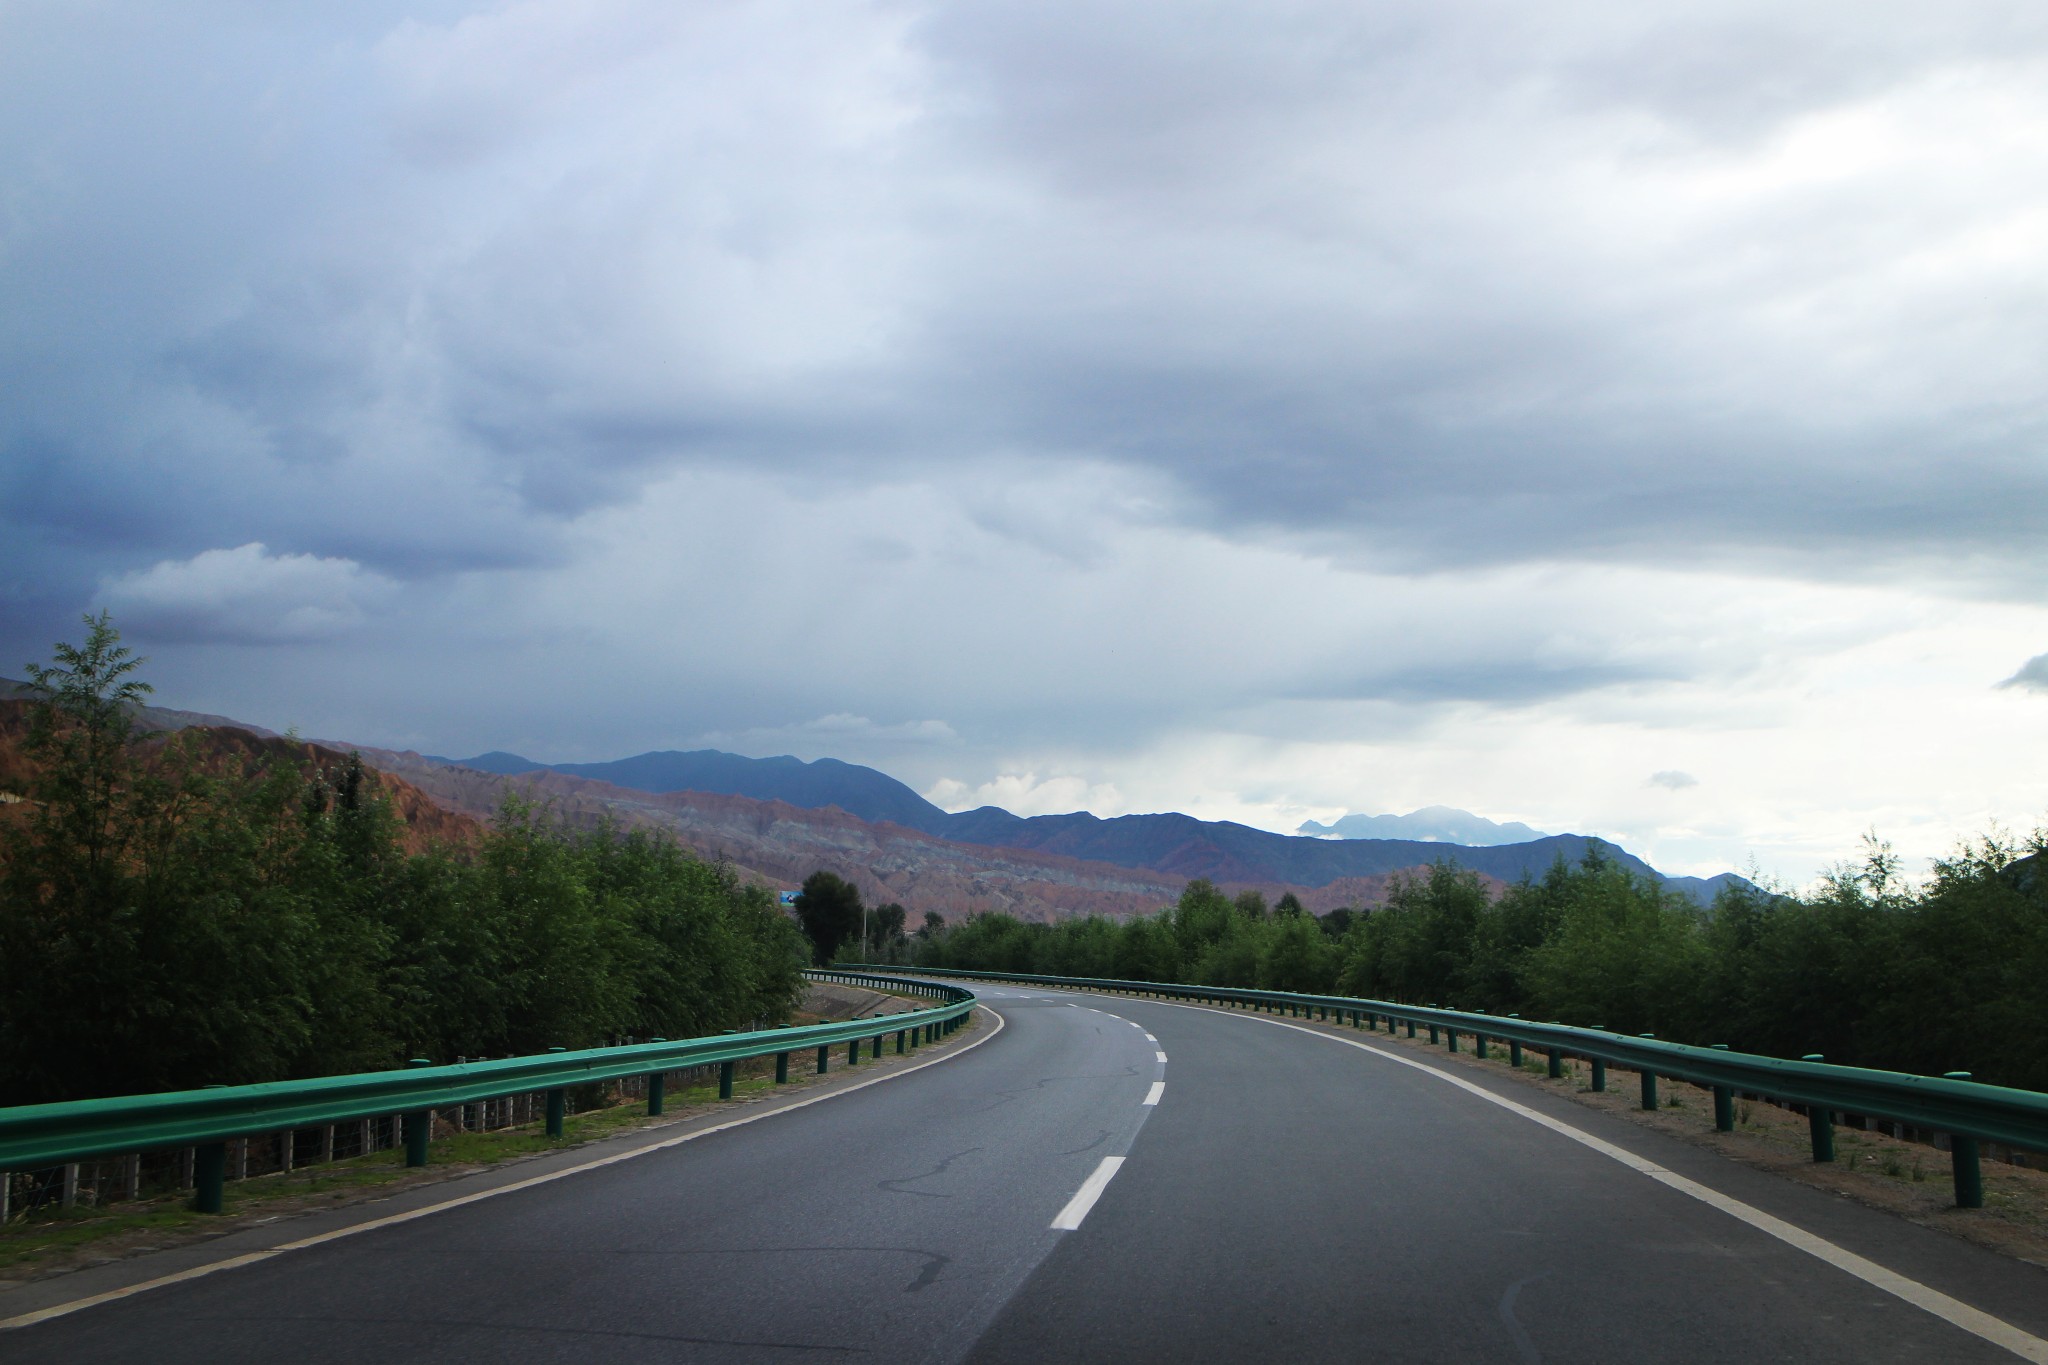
left=1998, top=653, right=2048, bottom=694
left=1302, top=661, right=1668, bottom=708
left=5, top=1, right=2043, bottom=612
left=5, top=0, right=2048, bottom=761
left=1648, top=770, right=1700, bottom=790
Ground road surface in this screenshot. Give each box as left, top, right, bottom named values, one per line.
left=9, top=984, right=2048, bottom=1362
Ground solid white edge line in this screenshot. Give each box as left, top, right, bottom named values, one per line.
left=1051, top=1156, right=1126, bottom=1230
left=0, top=1004, right=1008, bottom=1334
left=1145, top=997, right=2048, bottom=1364
left=1143, top=1081, right=1165, bottom=1107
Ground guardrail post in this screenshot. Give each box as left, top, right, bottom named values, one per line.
left=545, top=1047, right=568, bottom=1137
left=1508, top=1039, right=1521, bottom=1067
left=193, top=1141, right=227, bottom=1214
left=719, top=1060, right=735, bottom=1100
left=1952, top=1136, right=1984, bottom=1207
left=1800, top=1057, right=1833, bottom=1160
left=405, top=1059, right=434, bottom=1167
left=1446, top=1029, right=1458, bottom=1053
left=817, top=1045, right=830, bottom=1074
left=775, top=1051, right=790, bottom=1083
left=1941, top=1073, right=1983, bottom=1205
left=1428, top=1023, right=1439, bottom=1043
left=1711, top=1045, right=1734, bottom=1131
left=1640, top=1036, right=1660, bottom=1110
left=1591, top=1058, right=1606, bottom=1092
left=1405, top=1018, right=1416, bottom=1038
left=849, top=1039, right=862, bottom=1066
left=1807, top=1107, right=1834, bottom=1160
left=896, top=1029, right=906, bottom=1054
left=1547, top=1047, right=1563, bottom=1079
left=645, top=1038, right=669, bottom=1115
left=1475, top=1034, right=1488, bottom=1060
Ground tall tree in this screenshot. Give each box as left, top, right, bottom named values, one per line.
left=793, top=869, right=864, bottom=965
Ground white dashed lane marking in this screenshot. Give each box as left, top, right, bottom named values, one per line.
left=1052, top=1157, right=1127, bottom=1231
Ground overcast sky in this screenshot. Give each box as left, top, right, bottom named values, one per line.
left=5, top=1, right=2046, bottom=887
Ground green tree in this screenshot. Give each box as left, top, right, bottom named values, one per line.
left=16, top=611, right=154, bottom=894
left=794, top=869, right=864, bottom=965
left=869, top=901, right=907, bottom=953
left=0, top=619, right=327, bottom=1099
left=1259, top=910, right=1338, bottom=991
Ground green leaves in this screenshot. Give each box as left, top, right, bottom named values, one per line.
left=0, top=620, right=807, bottom=1103
left=909, top=831, right=2048, bottom=1089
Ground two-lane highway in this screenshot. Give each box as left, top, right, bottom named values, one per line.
left=971, top=993, right=2048, bottom=1362
left=10, top=984, right=2048, bottom=1363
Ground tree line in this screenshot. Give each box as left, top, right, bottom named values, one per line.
left=911, top=834, right=2048, bottom=1091
left=0, top=617, right=809, bottom=1105
left=791, top=868, right=944, bottom=965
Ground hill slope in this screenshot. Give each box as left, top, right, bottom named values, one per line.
left=0, top=700, right=481, bottom=854
left=421, top=746, right=1743, bottom=901
left=431, top=748, right=953, bottom=834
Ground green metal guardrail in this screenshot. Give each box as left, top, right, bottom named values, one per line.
left=869, top=965, right=2047, bottom=1209
left=0, top=969, right=976, bottom=1214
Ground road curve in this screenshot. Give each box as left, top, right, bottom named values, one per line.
left=9, top=985, right=2048, bottom=1363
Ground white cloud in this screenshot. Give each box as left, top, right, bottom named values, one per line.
left=926, top=771, right=1125, bottom=818
left=96, top=543, right=395, bottom=644
left=1648, top=770, right=1700, bottom=790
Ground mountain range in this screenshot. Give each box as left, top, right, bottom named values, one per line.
left=1, top=676, right=1749, bottom=918
left=427, top=746, right=1746, bottom=906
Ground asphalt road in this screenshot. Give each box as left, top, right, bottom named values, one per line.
left=11, top=985, right=2048, bottom=1363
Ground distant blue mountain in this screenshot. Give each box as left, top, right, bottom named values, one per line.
left=424, top=747, right=1748, bottom=904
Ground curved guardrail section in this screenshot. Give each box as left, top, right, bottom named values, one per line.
left=0, top=969, right=975, bottom=1214
left=868, top=964, right=2047, bottom=1208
